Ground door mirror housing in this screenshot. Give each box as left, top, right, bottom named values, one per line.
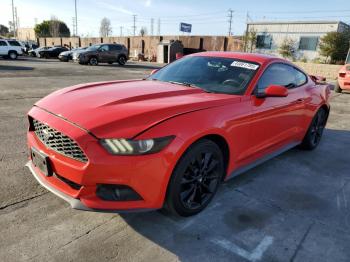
left=256, top=85, right=288, bottom=98
left=150, top=69, right=159, bottom=75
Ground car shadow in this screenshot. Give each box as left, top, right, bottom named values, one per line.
left=0, top=65, right=34, bottom=71
left=118, top=128, right=350, bottom=261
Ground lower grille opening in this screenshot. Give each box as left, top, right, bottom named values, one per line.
left=54, top=173, right=82, bottom=190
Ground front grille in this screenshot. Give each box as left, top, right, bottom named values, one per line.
left=32, top=119, right=88, bottom=162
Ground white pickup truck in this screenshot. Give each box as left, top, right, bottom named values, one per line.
left=0, top=39, right=23, bottom=59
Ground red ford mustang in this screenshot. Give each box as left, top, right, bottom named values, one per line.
left=26, top=52, right=331, bottom=216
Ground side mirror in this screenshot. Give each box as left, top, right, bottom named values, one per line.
left=150, top=69, right=159, bottom=75
left=256, top=85, right=288, bottom=98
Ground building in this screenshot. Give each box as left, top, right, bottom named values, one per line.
left=247, top=21, right=350, bottom=61
left=17, top=28, right=36, bottom=41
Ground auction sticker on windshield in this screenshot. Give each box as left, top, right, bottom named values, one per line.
left=231, top=61, right=259, bottom=70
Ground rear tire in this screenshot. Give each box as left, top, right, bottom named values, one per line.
left=300, top=108, right=328, bottom=150
left=165, top=139, right=224, bottom=216
left=8, top=51, right=18, bottom=60
left=89, top=57, right=98, bottom=66
left=334, top=81, right=342, bottom=93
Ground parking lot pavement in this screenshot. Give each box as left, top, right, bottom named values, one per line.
left=0, top=57, right=350, bottom=262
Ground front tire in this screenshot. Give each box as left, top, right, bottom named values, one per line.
left=300, top=108, right=327, bottom=150
left=165, top=139, right=224, bottom=216
left=89, top=57, right=98, bottom=66
left=8, top=51, right=18, bottom=60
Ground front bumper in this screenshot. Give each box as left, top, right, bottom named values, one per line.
left=26, top=106, right=179, bottom=212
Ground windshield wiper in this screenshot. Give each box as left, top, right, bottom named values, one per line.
left=168, top=81, right=197, bottom=88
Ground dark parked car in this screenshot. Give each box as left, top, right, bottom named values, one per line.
left=58, top=47, right=87, bottom=62
left=73, top=44, right=128, bottom=66
left=39, top=46, right=68, bottom=59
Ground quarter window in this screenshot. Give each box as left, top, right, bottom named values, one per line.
left=0, top=41, right=8, bottom=46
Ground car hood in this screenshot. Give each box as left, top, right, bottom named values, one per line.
left=35, top=80, right=240, bottom=138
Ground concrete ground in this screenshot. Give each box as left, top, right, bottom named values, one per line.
left=0, top=57, right=349, bottom=262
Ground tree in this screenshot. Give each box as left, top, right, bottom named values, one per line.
left=139, top=27, right=147, bottom=37
left=99, top=18, right=112, bottom=37
left=0, top=24, right=9, bottom=36
left=319, top=31, right=350, bottom=64
left=34, top=19, right=70, bottom=37
left=244, top=29, right=257, bottom=53
left=279, top=38, right=296, bottom=59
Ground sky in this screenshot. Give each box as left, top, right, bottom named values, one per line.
left=1, top=0, right=350, bottom=37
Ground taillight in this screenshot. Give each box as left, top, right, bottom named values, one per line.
left=339, top=73, right=346, bottom=78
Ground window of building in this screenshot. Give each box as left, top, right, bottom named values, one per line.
left=256, top=35, right=272, bottom=49
left=299, top=37, right=319, bottom=51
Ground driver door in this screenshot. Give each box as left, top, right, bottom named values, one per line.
left=247, top=63, right=307, bottom=158
left=98, top=45, right=110, bottom=62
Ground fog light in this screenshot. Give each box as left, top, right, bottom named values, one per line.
left=96, top=184, right=143, bottom=201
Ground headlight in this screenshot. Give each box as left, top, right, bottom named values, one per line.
left=100, top=136, right=174, bottom=155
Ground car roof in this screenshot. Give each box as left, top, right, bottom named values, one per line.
left=191, top=51, right=284, bottom=65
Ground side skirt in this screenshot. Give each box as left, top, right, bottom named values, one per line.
left=225, top=142, right=300, bottom=181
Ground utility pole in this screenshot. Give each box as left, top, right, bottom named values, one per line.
left=132, top=15, right=137, bottom=36
left=227, top=9, right=233, bottom=36
left=15, top=7, right=19, bottom=30
left=74, top=0, right=78, bottom=36
left=150, top=18, right=154, bottom=36
left=157, top=18, right=160, bottom=36
left=11, top=0, right=16, bottom=37
left=72, top=17, right=76, bottom=36
left=120, top=26, right=123, bottom=37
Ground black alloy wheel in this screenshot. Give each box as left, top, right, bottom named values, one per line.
left=300, top=108, right=327, bottom=150
left=165, top=139, right=224, bottom=216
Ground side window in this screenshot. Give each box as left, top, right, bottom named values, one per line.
left=100, top=45, right=109, bottom=51
left=294, top=68, right=307, bottom=86
left=0, top=41, right=8, bottom=46
left=258, top=63, right=297, bottom=91
left=8, top=41, right=21, bottom=46
left=110, top=45, right=122, bottom=51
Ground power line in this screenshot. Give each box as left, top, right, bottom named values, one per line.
left=228, top=9, right=233, bottom=36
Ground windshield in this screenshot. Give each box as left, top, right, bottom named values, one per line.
left=148, top=56, right=260, bottom=95
left=86, top=45, right=101, bottom=51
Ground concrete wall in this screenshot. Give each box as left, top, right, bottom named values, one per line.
left=38, top=35, right=243, bottom=59
left=295, top=62, right=342, bottom=80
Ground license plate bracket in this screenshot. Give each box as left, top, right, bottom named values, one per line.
left=31, top=147, right=52, bottom=177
